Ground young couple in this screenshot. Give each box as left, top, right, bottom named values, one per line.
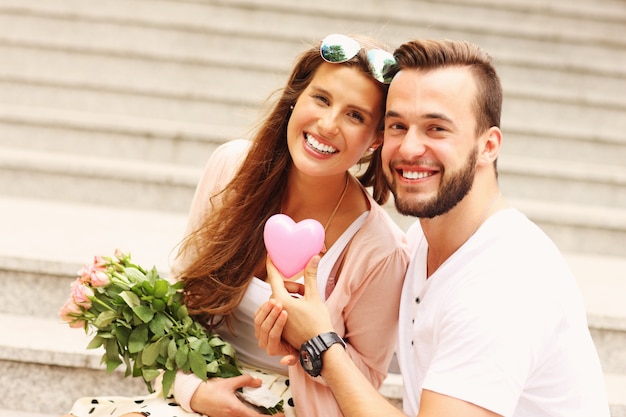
left=64, top=33, right=609, bottom=417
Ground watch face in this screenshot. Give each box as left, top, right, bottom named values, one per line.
left=300, top=349, right=313, bottom=371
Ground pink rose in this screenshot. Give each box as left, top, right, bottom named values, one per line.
left=77, top=264, right=92, bottom=283
left=90, top=269, right=110, bottom=287
left=70, top=279, right=94, bottom=308
left=78, top=256, right=108, bottom=285
left=59, top=299, right=85, bottom=328
left=93, top=255, right=107, bottom=268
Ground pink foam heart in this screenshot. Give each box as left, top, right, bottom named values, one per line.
left=263, top=214, right=325, bottom=278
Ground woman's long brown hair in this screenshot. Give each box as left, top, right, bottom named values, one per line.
left=176, top=35, right=392, bottom=331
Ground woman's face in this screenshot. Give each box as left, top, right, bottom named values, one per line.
left=287, top=62, right=384, bottom=179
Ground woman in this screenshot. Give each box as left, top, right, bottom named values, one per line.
left=64, top=33, right=408, bottom=417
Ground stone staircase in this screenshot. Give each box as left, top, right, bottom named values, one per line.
left=0, top=0, right=624, bottom=415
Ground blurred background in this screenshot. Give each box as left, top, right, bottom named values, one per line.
left=0, top=0, right=624, bottom=415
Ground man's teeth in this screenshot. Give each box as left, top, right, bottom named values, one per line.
left=402, top=170, right=432, bottom=179
left=306, top=134, right=338, bottom=154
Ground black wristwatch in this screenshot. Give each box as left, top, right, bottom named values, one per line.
left=299, top=332, right=346, bottom=377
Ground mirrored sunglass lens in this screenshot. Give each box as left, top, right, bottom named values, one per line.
left=367, top=49, right=397, bottom=84
left=321, top=34, right=361, bottom=63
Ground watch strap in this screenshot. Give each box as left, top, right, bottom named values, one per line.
left=300, top=332, right=346, bottom=377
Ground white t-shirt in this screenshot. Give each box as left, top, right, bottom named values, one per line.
left=397, top=208, right=610, bottom=417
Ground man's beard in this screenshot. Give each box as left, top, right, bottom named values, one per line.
left=388, top=147, right=478, bottom=219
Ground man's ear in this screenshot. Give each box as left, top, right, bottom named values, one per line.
left=478, top=126, right=501, bottom=165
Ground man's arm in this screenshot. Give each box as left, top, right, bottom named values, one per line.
left=256, top=256, right=502, bottom=417
left=257, top=255, right=405, bottom=416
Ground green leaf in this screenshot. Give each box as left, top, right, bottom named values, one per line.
left=206, top=360, right=219, bottom=374
left=221, top=342, right=237, bottom=358
left=142, top=342, right=160, bottom=366
left=161, top=369, right=176, bottom=399
left=209, top=336, right=226, bottom=347
left=218, top=362, right=242, bottom=378
left=176, top=304, right=189, bottom=320
left=167, top=338, right=178, bottom=360
left=105, top=338, right=122, bottom=371
left=152, top=298, right=166, bottom=312
left=114, top=326, right=130, bottom=347
left=175, top=344, right=189, bottom=368
left=93, top=310, right=118, bottom=328
left=153, top=279, right=169, bottom=299
left=133, top=305, right=154, bottom=323
left=189, top=338, right=205, bottom=352
left=120, top=290, right=141, bottom=308
left=86, top=335, right=105, bottom=349
left=189, top=350, right=208, bottom=380
left=128, top=324, right=148, bottom=353
left=123, top=266, right=147, bottom=282
left=149, top=312, right=168, bottom=336
left=142, top=367, right=161, bottom=382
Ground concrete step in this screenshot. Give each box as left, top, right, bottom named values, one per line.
left=0, top=42, right=284, bottom=107
left=0, top=16, right=626, bottom=137
left=0, top=78, right=260, bottom=128
left=0, top=147, right=201, bottom=212
left=0, top=196, right=187, bottom=270
left=501, top=126, right=626, bottom=167
left=2, top=0, right=624, bottom=62
left=0, top=314, right=146, bottom=415
left=2, top=32, right=624, bottom=114
left=0, top=103, right=236, bottom=166
left=498, top=155, right=626, bottom=210
left=511, top=198, right=626, bottom=258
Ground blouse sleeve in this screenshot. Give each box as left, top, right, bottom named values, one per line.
left=170, top=139, right=250, bottom=277
left=339, top=243, right=408, bottom=386
left=170, top=139, right=250, bottom=409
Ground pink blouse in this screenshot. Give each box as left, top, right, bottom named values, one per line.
left=173, top=139, right=409, bottom=417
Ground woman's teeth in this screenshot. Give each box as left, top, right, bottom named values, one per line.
left=306, top=134, right=338, bottom=154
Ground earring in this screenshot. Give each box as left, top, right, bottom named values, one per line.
left=290, top=104, right=294, bottom=110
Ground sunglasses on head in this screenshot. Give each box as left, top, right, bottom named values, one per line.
left=320, top=33, right=396, bottom=84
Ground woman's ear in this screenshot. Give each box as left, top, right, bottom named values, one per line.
left=367, top=134, right=384, bottom=154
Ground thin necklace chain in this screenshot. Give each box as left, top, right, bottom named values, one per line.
left=280, top=173, right=350, bottom=253
left=324, top=172, right=350, bottom=231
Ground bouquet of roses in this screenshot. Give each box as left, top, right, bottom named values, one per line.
left=59, top=250, right=284, bottom=415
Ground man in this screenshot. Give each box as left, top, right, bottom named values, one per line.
left=255, top=39, right=610, bottom=416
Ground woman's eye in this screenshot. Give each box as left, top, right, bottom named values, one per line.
left=348, top=111, right=365, bottom=123
left=313, top=94, right=330, bottom=105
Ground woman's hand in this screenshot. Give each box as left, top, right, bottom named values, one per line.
left=190, top=375, right=278, bottom=417
left=254, top=299, right=299, bottom=366
left=256, top=255, right=335, bottom=351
